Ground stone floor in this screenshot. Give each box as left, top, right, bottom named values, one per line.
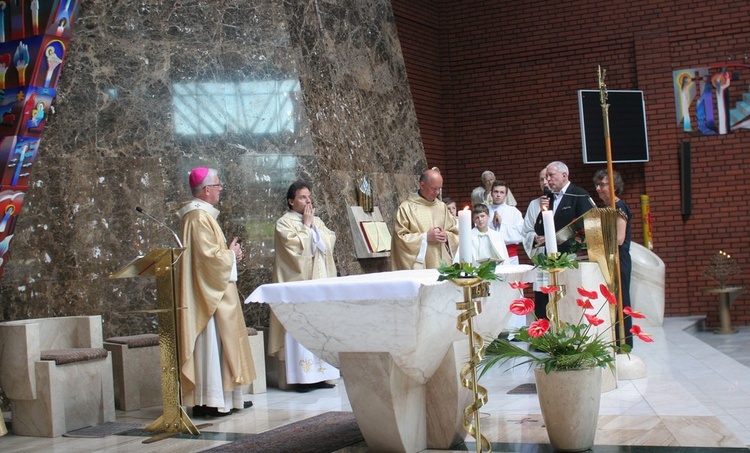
left=0, top=317, right=749, bottom=452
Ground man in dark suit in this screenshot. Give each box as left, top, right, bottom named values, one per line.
left=534, top=161, right=596, bottom=250
left=533, top=161, right=596, bottom=318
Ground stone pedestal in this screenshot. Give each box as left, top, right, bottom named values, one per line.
left=703, top=287, right=746, bottom=335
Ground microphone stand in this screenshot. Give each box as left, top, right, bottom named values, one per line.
left=136, top=206, right=183, bottom=249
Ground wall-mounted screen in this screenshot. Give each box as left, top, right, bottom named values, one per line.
left=578, top=90, right=649, bottom=164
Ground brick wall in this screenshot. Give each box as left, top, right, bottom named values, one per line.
left=393, top=0, right=750, bottom=327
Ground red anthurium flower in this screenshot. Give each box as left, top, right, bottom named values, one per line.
left=584, top=313, right=604, bottom=326
left=527, top=319, right=550, bottom=337
left=509, top=281, right=531, bottom=290
left=577, top=287, right=598, bottom=299
left=509, top=297, right=535, bottom=315
left=576, top=298, right=594, bottom=309
left=600, top=284, right=617, bottom=305
left=540, top=285, right=559, bottom=294
left=623, top=306, right=646, bottom=319
left=630, top=325, right=653, bottom=342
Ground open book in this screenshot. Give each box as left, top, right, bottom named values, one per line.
left=359, top=221, right=392, bottom=253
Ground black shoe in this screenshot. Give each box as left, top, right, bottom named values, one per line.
left=233, top=400, right=253, bottom=411
left=295, top=384, right=314, bottom=393
left=193, top=405, right=231, bottom=417
left=314, top=381, right=336, bottom=389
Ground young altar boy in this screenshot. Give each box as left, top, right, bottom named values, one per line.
left=455, top=203, right=510, bottom=265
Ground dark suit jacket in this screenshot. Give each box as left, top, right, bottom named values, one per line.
left=534, top=183, right=595, bottom=253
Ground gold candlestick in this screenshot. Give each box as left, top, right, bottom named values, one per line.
left=545, top=254, right=567, bottom=331
left=453, top=277, right=491, bottom=453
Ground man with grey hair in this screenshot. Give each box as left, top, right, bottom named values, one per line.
left=176, top=167, right=255, bottom=417
left=472, top=170, right=518, bottom=206
left=471, top=170, right=496, bottom=205
left=533, top=161, right=595, bottom=254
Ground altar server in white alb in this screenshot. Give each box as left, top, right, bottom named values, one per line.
left=486, top=180, right=526, bottom=334
left=270, top=181, right=340, bottom=391
left=454, top=203, right=509, bottom=265
left=487, top=180, right=525, bottom=265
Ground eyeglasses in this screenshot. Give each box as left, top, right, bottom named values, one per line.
left=594, top=182, right=609, bottom=188
left=205, top=183, right=223, bottom=188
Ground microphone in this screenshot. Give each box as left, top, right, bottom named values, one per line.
left=135, top=206, right=183, bottom=248
left=543, top=187, right=554, bottom=202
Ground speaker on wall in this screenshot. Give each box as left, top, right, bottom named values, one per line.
left=578, top=90, right=650, bottom=164
left=679, top=142, right=691, bottom=218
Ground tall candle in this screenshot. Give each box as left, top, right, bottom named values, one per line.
left=542, top=210, right=558, bottom=255
left=458, top=207, right=473, bottom=263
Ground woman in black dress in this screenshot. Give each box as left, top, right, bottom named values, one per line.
left=593, top=169, right=633, bottom=348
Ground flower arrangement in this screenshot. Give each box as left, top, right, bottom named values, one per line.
left=480, top=254, right=653, bottom=376
left=437, top=259, right=500, bottom=282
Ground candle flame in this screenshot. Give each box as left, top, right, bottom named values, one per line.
left=462, top=206, right=470, bottom=211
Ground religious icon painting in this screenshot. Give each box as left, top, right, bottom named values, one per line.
left=46, top=0, right=83, bottom=40
left=0, top=136, right=38, bottom=188
left=0, top=187, right=25, bottom=238
left=31, top=38, right=67, bottom=89
left=0, top=86, right=54, bottom=137
left=0, top=0, right=77, bottom=42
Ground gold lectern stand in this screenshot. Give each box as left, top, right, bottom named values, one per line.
left=109, top=248, right=200, bottom=442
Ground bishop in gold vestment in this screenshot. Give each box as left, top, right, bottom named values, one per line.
left=392, top=169, right=458, bottom=270
left=176, top=167, right=255, bottom=415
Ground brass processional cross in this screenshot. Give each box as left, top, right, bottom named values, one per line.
left=598, top=66, right=627, bottom=348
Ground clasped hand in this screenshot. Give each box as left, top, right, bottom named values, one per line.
left=427, top=226, right=447, bottom=243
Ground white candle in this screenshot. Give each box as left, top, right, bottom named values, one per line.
left=542, top=210, right=558, bottom=255
left=458, top=207, right=473, bottom=263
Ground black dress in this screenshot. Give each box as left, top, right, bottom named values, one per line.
left=616, top=199, right=633, bottom=348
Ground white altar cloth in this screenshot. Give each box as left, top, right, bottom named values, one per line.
left=246, top=266, right=535, bottom=384
left=247, top=265, right=535, bottom=452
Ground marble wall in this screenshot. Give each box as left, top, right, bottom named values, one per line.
left=0, top=0, right=426, bottom=338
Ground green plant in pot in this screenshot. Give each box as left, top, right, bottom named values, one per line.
left=479, top=252, right=653, bottom=452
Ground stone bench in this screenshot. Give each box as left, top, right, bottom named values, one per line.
left=247, top=327, right=266, bottom=394
left=104, top=334, right=161, bottom=411
left=104, top=328, right=265, bottom=410
left=0, top=315, right=115, bottom=437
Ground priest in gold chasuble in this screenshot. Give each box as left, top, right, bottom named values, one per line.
left=270, top=181, right=340, bottom=389
left=392, top=169, right=459, bottom=270
left=176, top=167, right=255, bottom=416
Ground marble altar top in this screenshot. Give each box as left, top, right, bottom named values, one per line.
left=246, top=266, right=536, bottom=383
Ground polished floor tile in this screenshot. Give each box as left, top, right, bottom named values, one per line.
left=0, top=318, right=748, bottom=452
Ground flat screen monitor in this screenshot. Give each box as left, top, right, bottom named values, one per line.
left=578, top=90, right=649, bottom=164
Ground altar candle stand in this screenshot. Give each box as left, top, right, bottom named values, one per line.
left=453, top=277, right=491, bottom=453
left=541, top=210, right=564, bottom=327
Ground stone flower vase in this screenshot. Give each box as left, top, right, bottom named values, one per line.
left=534, top=366, right=602, bottom=452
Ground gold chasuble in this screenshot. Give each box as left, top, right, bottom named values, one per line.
left=269, top=210, right=337, bottom=357
left=176, top=201, right=255, bottom=397
left=391, top=193, right=459, bottom=271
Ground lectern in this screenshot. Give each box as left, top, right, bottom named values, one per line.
left=109, top=248, right=200, bottom=441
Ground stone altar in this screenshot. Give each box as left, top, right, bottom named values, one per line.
left=246, top=266, right=535, bottom=452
